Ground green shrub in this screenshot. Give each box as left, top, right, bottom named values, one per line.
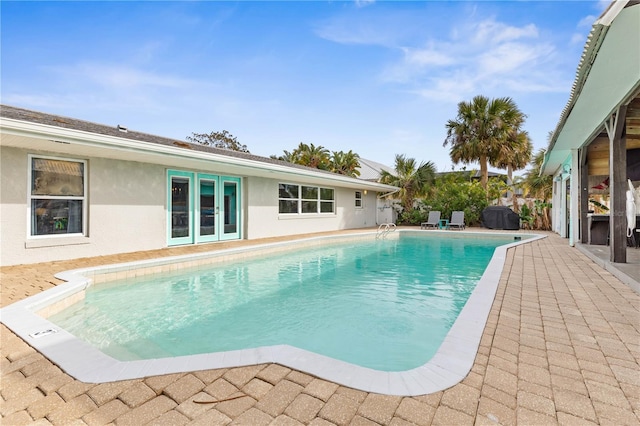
left=398, top=208, right=426, bottom=226
left=420, top=173, right=489, bottom=226
left=519, top=200, right=552, bottom=230
left=519, top=204, right=534, bottom=229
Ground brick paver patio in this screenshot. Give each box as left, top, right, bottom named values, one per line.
left=1, top=231, right=639, bottom=425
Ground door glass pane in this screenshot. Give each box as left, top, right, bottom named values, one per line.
left=223, top=182, right=237, bottom=234
left=200, top=180, right=215, bottom=236
left=171, top=177, right=190, bottom=238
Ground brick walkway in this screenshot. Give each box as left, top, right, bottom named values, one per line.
left=1, top=231, right=639, bottom=425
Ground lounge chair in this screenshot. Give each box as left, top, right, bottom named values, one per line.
left=420, top=211, right=441, bottom=229
left=449, top=211, right=465, bottom=230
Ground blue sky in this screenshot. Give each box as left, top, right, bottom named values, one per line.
left=1, top=1, right=607, bottom=173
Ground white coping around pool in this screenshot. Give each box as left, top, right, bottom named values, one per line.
left=0, top=230, right=545, bottom=396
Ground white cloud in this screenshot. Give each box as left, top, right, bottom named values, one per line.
left=134, top=41, right=167, bottom=65
left=1, top=93, right=62, bottom=110
left=8, top=62, right=212, bottom=116
left=409, top=70, right=479, bottom=104
left=577, top=14, right=597, bottom=28
left=355, top=0, right=375, bottom=8
left=472, top=20, right=538, bottom=44
left=317, top=10, right=567, bottom=103
left=597, top=0, right=611, bottom=12
left=315, top=18, right=392, bottom=46
left=380, top=18, right=562, bottom=102
left=568, top=12, right=595, bottom=47
left=313, top=8, right=424, bottom=47
left=570, top=32, right=586, bottom=46
left=402, top=46, right=456, bottom=67
left=477, top=42, right=554, bottom=76
left=57, top=63, right=196, bottom=90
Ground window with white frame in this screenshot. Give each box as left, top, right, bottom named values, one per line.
left=278, top=183, right=334, bottom=214
left=319, top=187, right=334, bottom=213
left=29, top=156, right=86, bottom=236
left=355, top=191, right=362, bottom=208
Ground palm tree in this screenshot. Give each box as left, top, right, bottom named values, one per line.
left=493, top=129, right=533, bottom=211
left=522, top=149, right=553, bottom=201
left=521, top=148, right=553, bottom=230
left=444, top=95, right=526, bottom=192
left=330, top=150, right=361, bottom=177
left=379, top=154, right=437, bottom=212
left=293, top=142, right=330, bottom=170
left=270, top=150, right=299, bottom=163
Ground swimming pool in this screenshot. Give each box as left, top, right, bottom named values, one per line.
left=1, top=230, right=543, bottom=395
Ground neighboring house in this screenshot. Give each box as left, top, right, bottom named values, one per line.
left=356, top=157, right=395, bottom=182
left=0, top=105, right=398, bottom=266
left=541, top=0, right=640, bottom=263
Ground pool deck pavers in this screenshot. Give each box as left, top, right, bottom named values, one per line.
left=1, top=230, right=639, bottom=425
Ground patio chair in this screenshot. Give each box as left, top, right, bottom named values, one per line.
left=420, top=211, right=441, bottom=229
left=449, top=211, right=465, bottom=230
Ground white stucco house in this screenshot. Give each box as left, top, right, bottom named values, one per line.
left=0, top=105, right=398, bottom=266
left=541, top=0, right=640, bottom=264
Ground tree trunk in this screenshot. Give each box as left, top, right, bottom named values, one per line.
left=480, top=155, right=488, bottom=192
left=508, top=165, right=519, bottom=213
left=403, top=189, right=413, bottom=213
left=543, top=206, right=551, bottom=230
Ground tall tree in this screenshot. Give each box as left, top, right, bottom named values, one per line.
left=272, top=143, right=331, bottom=170
left=522, top=148, right=553, bottom=201
left=330, top=150, right=361, bottom=177
left=379, top=154, right=436, bottom=212
left=270, top=150, right=298, bottom=163
left=521, top=148, right=553, bottom=230
left=273, top=146, right=362, bottom=177
left=444, top=95, right=526, bottom=192
left=295, top=142, right=331, bottom=170
left=493, top=129, right=533, bottom=211
left=187, top=130, right=249, bottom=153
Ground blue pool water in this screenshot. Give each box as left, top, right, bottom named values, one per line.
left=48, top=234, right=518, bottom=371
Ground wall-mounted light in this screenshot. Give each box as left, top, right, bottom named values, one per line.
left=563, top=164, right=571, bottom=173
left=363, top=190, right=368, bottom=195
